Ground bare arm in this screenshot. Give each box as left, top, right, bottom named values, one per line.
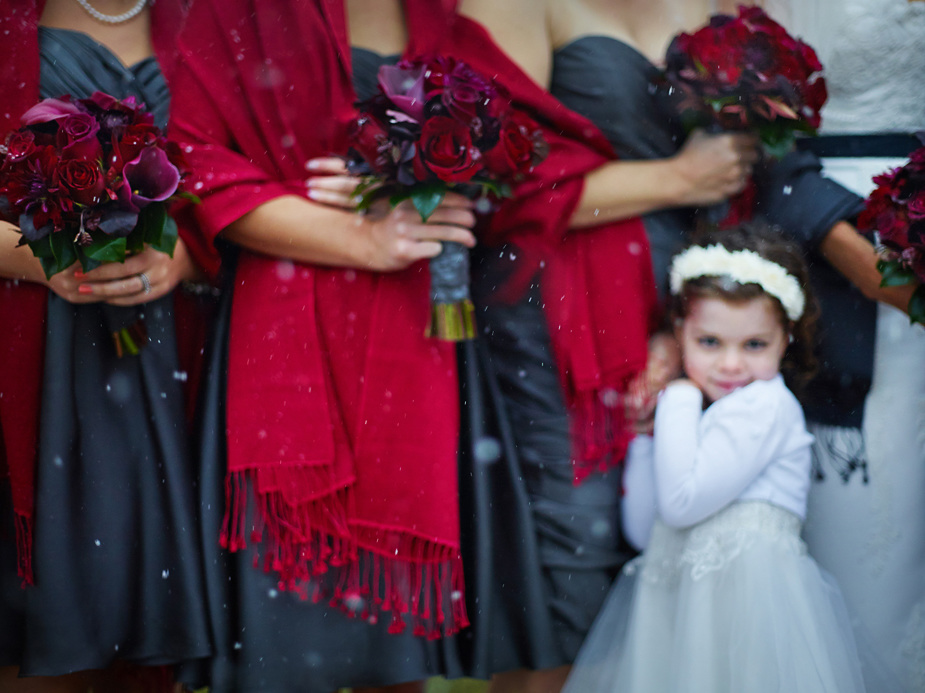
left=819, top=221, right=918, bottom=313
left=222, top=194, right=476, bottom=273
left=572, top=130, right=759, bottom=227
left=0, top=220, right=202, bottom=305
left=0, top=222, right=47, bottom=284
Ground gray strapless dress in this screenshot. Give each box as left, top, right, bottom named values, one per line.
left=0, top=27, right=211, bottom=676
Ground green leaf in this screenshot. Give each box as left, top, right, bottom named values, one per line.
left=151, top=215, right=178, bottom=257
left=84, top=235, right=127, bottom=264
left=878, top=260, right=916, bottom=288
left=176, top=190, right=202, bottom=204
left=908, top=285, right=925, bottom=326
left=140, top=204, right=167, bottom=248
left=408, top=182, right=446, bottom=222
left=44, top=231, right=78, bottom=279
left=27, top=235, right=58, bottom=280
left=29, top=235, right=54, bottom=260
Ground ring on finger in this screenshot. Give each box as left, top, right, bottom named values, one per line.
left=138, top=272, right=151, bottom=295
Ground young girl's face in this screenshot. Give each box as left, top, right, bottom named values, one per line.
left=677, top=294, right=788, bottom=404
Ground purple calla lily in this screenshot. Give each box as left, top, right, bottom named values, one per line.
left=21, top=98, right=82, bottom=126
left=378, top=64, right=427, bottom=122
left=119, top=146, right=180, bottom=211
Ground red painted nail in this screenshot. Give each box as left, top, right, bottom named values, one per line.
left=77, top=285, right=93, bottom=295
left=73, top=270, right=85, bottom=278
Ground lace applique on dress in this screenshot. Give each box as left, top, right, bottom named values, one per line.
left=635, top=502, right=805, bottom=584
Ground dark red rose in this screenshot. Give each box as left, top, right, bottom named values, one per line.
left=412, top=116, right=481, bottom=183
left=907, top=191, right=925, bottom=221
left=4, top=130, right=37, bottom=161
left=348, top=114, right=391, bottom=174
left=56, top=113, right=100, bottom=149
left=57, top=157, right=105, bottom=205
left=484, top=112, right=542, bottom=177
left=442, top=60, right=496, bottom=126
left=115, top=123, right=162, bottom=168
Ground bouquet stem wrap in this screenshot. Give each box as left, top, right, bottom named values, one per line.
left=427, top=240, right=476, bottom=340
left=105, top=305, right=149, bottom=357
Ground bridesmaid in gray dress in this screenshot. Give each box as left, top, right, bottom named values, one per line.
left=0, top=1, right=211, bottom=688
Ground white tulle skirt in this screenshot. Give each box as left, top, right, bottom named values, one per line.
left=562, top=501, right=882, bottom=693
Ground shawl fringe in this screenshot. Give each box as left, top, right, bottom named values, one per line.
left=222, top=469, right=469, bottom=637
left=570, top=387, right=634, bottom=485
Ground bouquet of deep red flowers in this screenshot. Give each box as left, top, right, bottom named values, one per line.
left=346, top=56, right=547, bottom=340
left=665, top=6, right=827, bottom=159
left=0, top=91, right=191, bottom=355
left=858, top=137, right=925, bottom=325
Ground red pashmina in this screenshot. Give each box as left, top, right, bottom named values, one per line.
left=443, top=15, right=660, bottom=481
left=169, top=0, right=467, bottom=636
left=0, top=0, right=191, bottom=585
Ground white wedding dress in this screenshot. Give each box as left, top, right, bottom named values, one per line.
left=765, top=1, right=925, bottom=689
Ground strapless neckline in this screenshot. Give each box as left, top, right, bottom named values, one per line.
left=554, top=34, right=661, bottom=69
left=39, top=25, right=155, bottom=73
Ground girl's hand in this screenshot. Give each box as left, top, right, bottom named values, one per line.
left=306, top=157, right=363, bottom=210
left=62, top=239, right=198, bottom=306
left=626, top=332, right=683, bottom=434
left=671, top=129, right=760, bottom=206
left=361, top=195, right=477, bottom=272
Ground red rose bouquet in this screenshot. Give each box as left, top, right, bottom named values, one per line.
left=665, top=6, right=827, bottom=157
left=0, top=91, right=191, bottom=355
left=857, top=136, right=925, bottom=324
left=347, top=56, right=547, bottom=340
left=664, top=6, right=827, bottom=226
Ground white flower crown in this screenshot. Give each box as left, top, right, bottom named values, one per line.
left=669, top=244, right=806, bottom=321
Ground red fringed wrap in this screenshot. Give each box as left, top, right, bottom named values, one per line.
left=170, top=0, right=468, bottom=636
left=0, top=0, right=203, bottom=586
left=442, top=14, right=660, bottom=482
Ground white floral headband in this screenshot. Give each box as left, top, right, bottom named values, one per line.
left=669, top=244, right=806, bottom=321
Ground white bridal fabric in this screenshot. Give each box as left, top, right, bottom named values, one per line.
left=764, top=1, right=925, bottom=689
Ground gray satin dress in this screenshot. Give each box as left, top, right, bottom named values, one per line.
left=0, top=27, right=211, bottom=676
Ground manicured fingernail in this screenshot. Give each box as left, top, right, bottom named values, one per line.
left=306, top=189, right=319, bottom=200
left=77, top=285, right=93, bottom=295
left=305, top=160, right=320, bottom=170
left=73, top=270, right=85, bottom=278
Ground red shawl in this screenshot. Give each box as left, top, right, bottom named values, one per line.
left=443, top=15, right=659, bottom=481
left=0, top=0, right=194, bottom=585
left=170, top=0, right=467, bottom=636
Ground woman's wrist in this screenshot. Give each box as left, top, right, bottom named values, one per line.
left=0, top=223, right=51, bottom=286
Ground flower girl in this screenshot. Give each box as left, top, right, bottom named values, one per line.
left=562, top=225, right=892, bottom=693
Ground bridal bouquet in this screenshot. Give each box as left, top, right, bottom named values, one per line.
left=665, top=5, right=827, bottom=158
left=858, top=138, right=925, bottom=324
left=346, top=56, right=547, bottom=340
left=0, top=91, right=190, bottom=355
